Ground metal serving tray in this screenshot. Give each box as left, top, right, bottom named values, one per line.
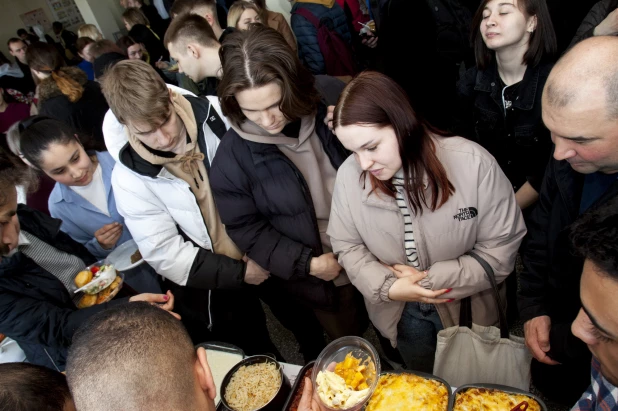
left=369, top=369, right=453, bottom=411
left=449, top=383, right=548, bottom=411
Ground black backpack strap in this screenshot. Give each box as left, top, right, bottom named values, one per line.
left=205, top=102, right=227, bottom=140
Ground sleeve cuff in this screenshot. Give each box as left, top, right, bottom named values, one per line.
left=294, top=248, right=313, bottom=279
left=380, top=276, right=397, bottom=303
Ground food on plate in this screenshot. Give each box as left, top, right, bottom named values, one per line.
left=288, top=366, right=314, bottom=411
left=74, top=270, right=93, bottom=288
left=316, top=352, right=376, bottom=409
left=79, top=264, right=116, bottom=294
left=96, top=287, right=113, bottom=304
left=77, top=275, right=122, bottom=308
left=78, top=294, right=98, bottom=308
left=366, top=373, right=449, bottom=411
left=109, top=275, right=122, bottom=291
left=224, top=362, right=281, bottom=411
left=130, top=249, right=142, bottom=264
left=453, top=387, right=542, bottom=411
left=205, top=349, right=243, bottom=404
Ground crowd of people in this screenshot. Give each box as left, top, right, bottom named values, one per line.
left=0, top=0, right=618, bottom=410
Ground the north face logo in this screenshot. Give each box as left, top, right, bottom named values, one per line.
left=454, top=207, right=478, bottom=221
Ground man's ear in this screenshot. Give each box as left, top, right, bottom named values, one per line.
left=203, top=13, right=214, bottom=26
left=187, top=43, right=200, bottom=59
left=195, top=347, right=217, bottom=401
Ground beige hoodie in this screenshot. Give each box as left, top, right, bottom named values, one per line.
left=233, top=116, right=349, bottom=285
left=127, top=91, right=242, bottom=260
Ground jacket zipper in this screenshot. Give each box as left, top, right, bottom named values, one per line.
left=44, top=348, right=61, bottom=372
left=187, top=186, right=215, bottom=331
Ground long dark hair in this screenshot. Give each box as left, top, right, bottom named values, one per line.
left=218, top=25, right=320, bottom=125
left=18, top=116, right=100, bottom=169
left=333, top=71, right=455, bottom=214
left=471, top=0, right=557, bottom=70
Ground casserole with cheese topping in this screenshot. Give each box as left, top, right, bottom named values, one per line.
left=365, top=373, right=449, bottom=411
left=453, top=387, right=542, bottom=411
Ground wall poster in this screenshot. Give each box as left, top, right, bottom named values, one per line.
left=45, top=0, right=85, bottom=30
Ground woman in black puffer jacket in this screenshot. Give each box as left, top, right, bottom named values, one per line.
left=26, top=42, right=108, bottom=148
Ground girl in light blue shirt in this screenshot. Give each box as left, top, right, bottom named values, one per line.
left=17, top=116, right=161, bottom=293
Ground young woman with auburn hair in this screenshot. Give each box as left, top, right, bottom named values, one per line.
left=210, top=25, right=368, bottom=362
left=328, top=71, right=526, bottom=372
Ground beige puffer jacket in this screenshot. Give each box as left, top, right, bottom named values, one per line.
left=327, top=136, right=526, bottom=346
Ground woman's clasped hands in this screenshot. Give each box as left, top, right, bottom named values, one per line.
left=385, top=264, right=454, bottom=304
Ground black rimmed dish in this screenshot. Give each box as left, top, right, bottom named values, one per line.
left=369, top=369, right=453, bottom=410
left=219, top=355, right=291, bottom=411
left=283, top=361, right=315, bottom=411
left=450, top=384, right=548, bottom=411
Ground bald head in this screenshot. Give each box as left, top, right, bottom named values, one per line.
left=544, top=37, right=618, bottom=119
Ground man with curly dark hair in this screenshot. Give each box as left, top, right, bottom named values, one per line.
left=570, top=195, right=618, bottom=410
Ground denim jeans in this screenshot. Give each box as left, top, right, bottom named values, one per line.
left=396, top=302, right=443, bottom=373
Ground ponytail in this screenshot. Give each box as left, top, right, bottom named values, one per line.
left=26, top=42, right=85, bottom=102
left=51, top=70, right=84, bottom=102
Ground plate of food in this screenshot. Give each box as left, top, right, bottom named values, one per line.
left=451, top=384, right=547, bottom=411
left=74, top=261, right=118, bottom=294
left=73, top=261, right=124, bottom=308
left=220, top=354, right=291, bottom=411
left=312, top=336, right=380, bottom=411
left=366, top=370, right=451, bottom=411
left=107, top=239, right=144, bottom=271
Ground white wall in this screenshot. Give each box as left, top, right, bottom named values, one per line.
left=74, top=0, right=124, bottom=41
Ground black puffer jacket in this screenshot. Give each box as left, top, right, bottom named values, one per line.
left=0, top=205, right=127, bottom=371
left=209, top=104, right=349, bottom=309
left=456, top=59, right=554, bottom=192
left=518, top=151, right=618, bottom=362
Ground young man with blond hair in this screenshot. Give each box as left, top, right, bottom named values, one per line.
left=170, top=0, right=233, bottom=43
left=164, top=13, right=222, bottom=96
left=100, top=60, right=279, bottom=356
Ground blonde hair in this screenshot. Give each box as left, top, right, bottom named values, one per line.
left=123, top=8, right=150, bottom=30
left=227, top=2, right=261, bottom=29
left=77, top=24, right=103, bottom=41
left=100, top=60, right=170, bottom=127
